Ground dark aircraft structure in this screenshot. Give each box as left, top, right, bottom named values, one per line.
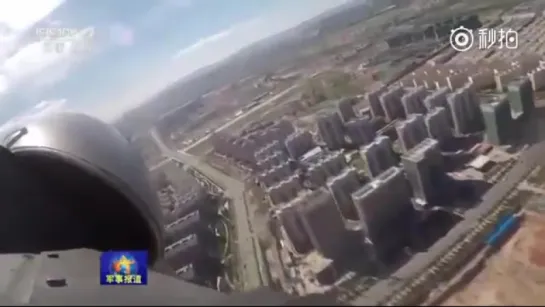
left=0, top=112, right=340, bottom=305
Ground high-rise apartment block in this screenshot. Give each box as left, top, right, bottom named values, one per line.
left=447, top=85, right=484, bottom=135
left=256, top=150, right=288, bottom=171
left=337, top=97, right=357, bottom=122
left=425, top=107, right=452, bottom=144
left=298, top=188, right=348, bottom=259
left=401, top=86, right=428, bottom=116
left=351, top=167, right=412, bottom=257
left=321, top=151, right=347, bottom=177
left=424, top=87, right=449, bottom=111
left=359, top=136, right=397, bottom=178
left=257, top=161, right=292, bottom=188
left=326, top=168, right=361, bottom=220
left=507, top=76, right=535, bottom=120
left=344, top=117, right=376, bottom=146
left=379, top=86, right=405, bottom=122
left=212, top=119, right=294, bottom=168
left=317, top=111, right=345, bottom=150
left=255, top=140, right=285, bottom=161
left=425, top=87, right=453, bottom=127
left=165, top=211, right=203, bottom=247
left=396, top=114, right=428, bottom=153
left=277, top=202, right=313, bottom=255
left=401, top=138, right=445, bottom=208
left=481, top=95, right=513, bottom=146
left=367, top=87, right=387, bottom=118
left=266, top=174, right=302, bottom=206
left=285, top=131, right=315, bottom=160
left=165, top=234, right=202, bottom=270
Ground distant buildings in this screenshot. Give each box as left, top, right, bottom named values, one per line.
left=401, top=138, right=445, bottom=208
left=212, top=120, right=294, bottom=168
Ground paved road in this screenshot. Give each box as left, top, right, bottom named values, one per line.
left=148, top=159, right=170, bottom=172
left=151, top=129, right=262, bottom=291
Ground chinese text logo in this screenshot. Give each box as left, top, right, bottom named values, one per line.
left=100, top=251, right=148, bottom=285
left=36, top=27, right=95, bottom=54
left=449, top=26, right=518, bottom=52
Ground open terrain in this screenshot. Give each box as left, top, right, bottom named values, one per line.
left=442, top=209, right=545, bottom=306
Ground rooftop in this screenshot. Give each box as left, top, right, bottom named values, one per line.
left=302, top=250, right=334, bottom=275
left=301, top=146, right=324, bottom=162
left=403, top=138, right=439, bottom=160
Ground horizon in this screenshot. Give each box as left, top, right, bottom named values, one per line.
left=0, top=0, right=352, bottom=129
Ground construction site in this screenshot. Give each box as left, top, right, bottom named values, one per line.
left=440, top=210, right=545, bottom=306
left=424, top=162, right=545, bottom=306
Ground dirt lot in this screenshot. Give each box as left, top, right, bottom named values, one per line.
left=442, top=210, right=545, bottom=306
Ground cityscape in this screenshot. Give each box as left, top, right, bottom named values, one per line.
left=128, top=0, right=545, bottom=305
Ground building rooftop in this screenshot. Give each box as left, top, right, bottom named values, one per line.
left=302, top=250, right=334, bottom=275
left=165, top=210, right=200, bottom=230
left=352, top=167, right=401, bottom=198
left=402, top=138, right=438, bottom=161
left=479, top=94, right=508, bottom=106
left=468, top=155, right=492, bottom=171
left=301, top=146, right=324, bottom=163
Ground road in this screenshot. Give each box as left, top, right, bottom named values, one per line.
left=151, top=128, right=263, bottom=291
left=184, top=84, right=300, bottom=153
left=149, top=158, right=170, bottom=172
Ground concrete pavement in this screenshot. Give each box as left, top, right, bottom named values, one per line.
left=151, top=129, right=263, bottom=291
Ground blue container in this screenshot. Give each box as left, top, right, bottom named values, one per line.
left=485, top=214, right=521, bottom=247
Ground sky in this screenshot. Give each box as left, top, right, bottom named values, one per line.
left=0, top=0, right=350, bottom=127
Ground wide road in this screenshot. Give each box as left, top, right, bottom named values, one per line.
left=150, top=128, right=262, bottom=291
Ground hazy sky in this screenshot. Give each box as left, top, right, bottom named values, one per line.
left=0, top=0, right=350, bottom=126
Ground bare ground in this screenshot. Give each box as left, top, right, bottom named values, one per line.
left=442, top=211, right=545, bottom=306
